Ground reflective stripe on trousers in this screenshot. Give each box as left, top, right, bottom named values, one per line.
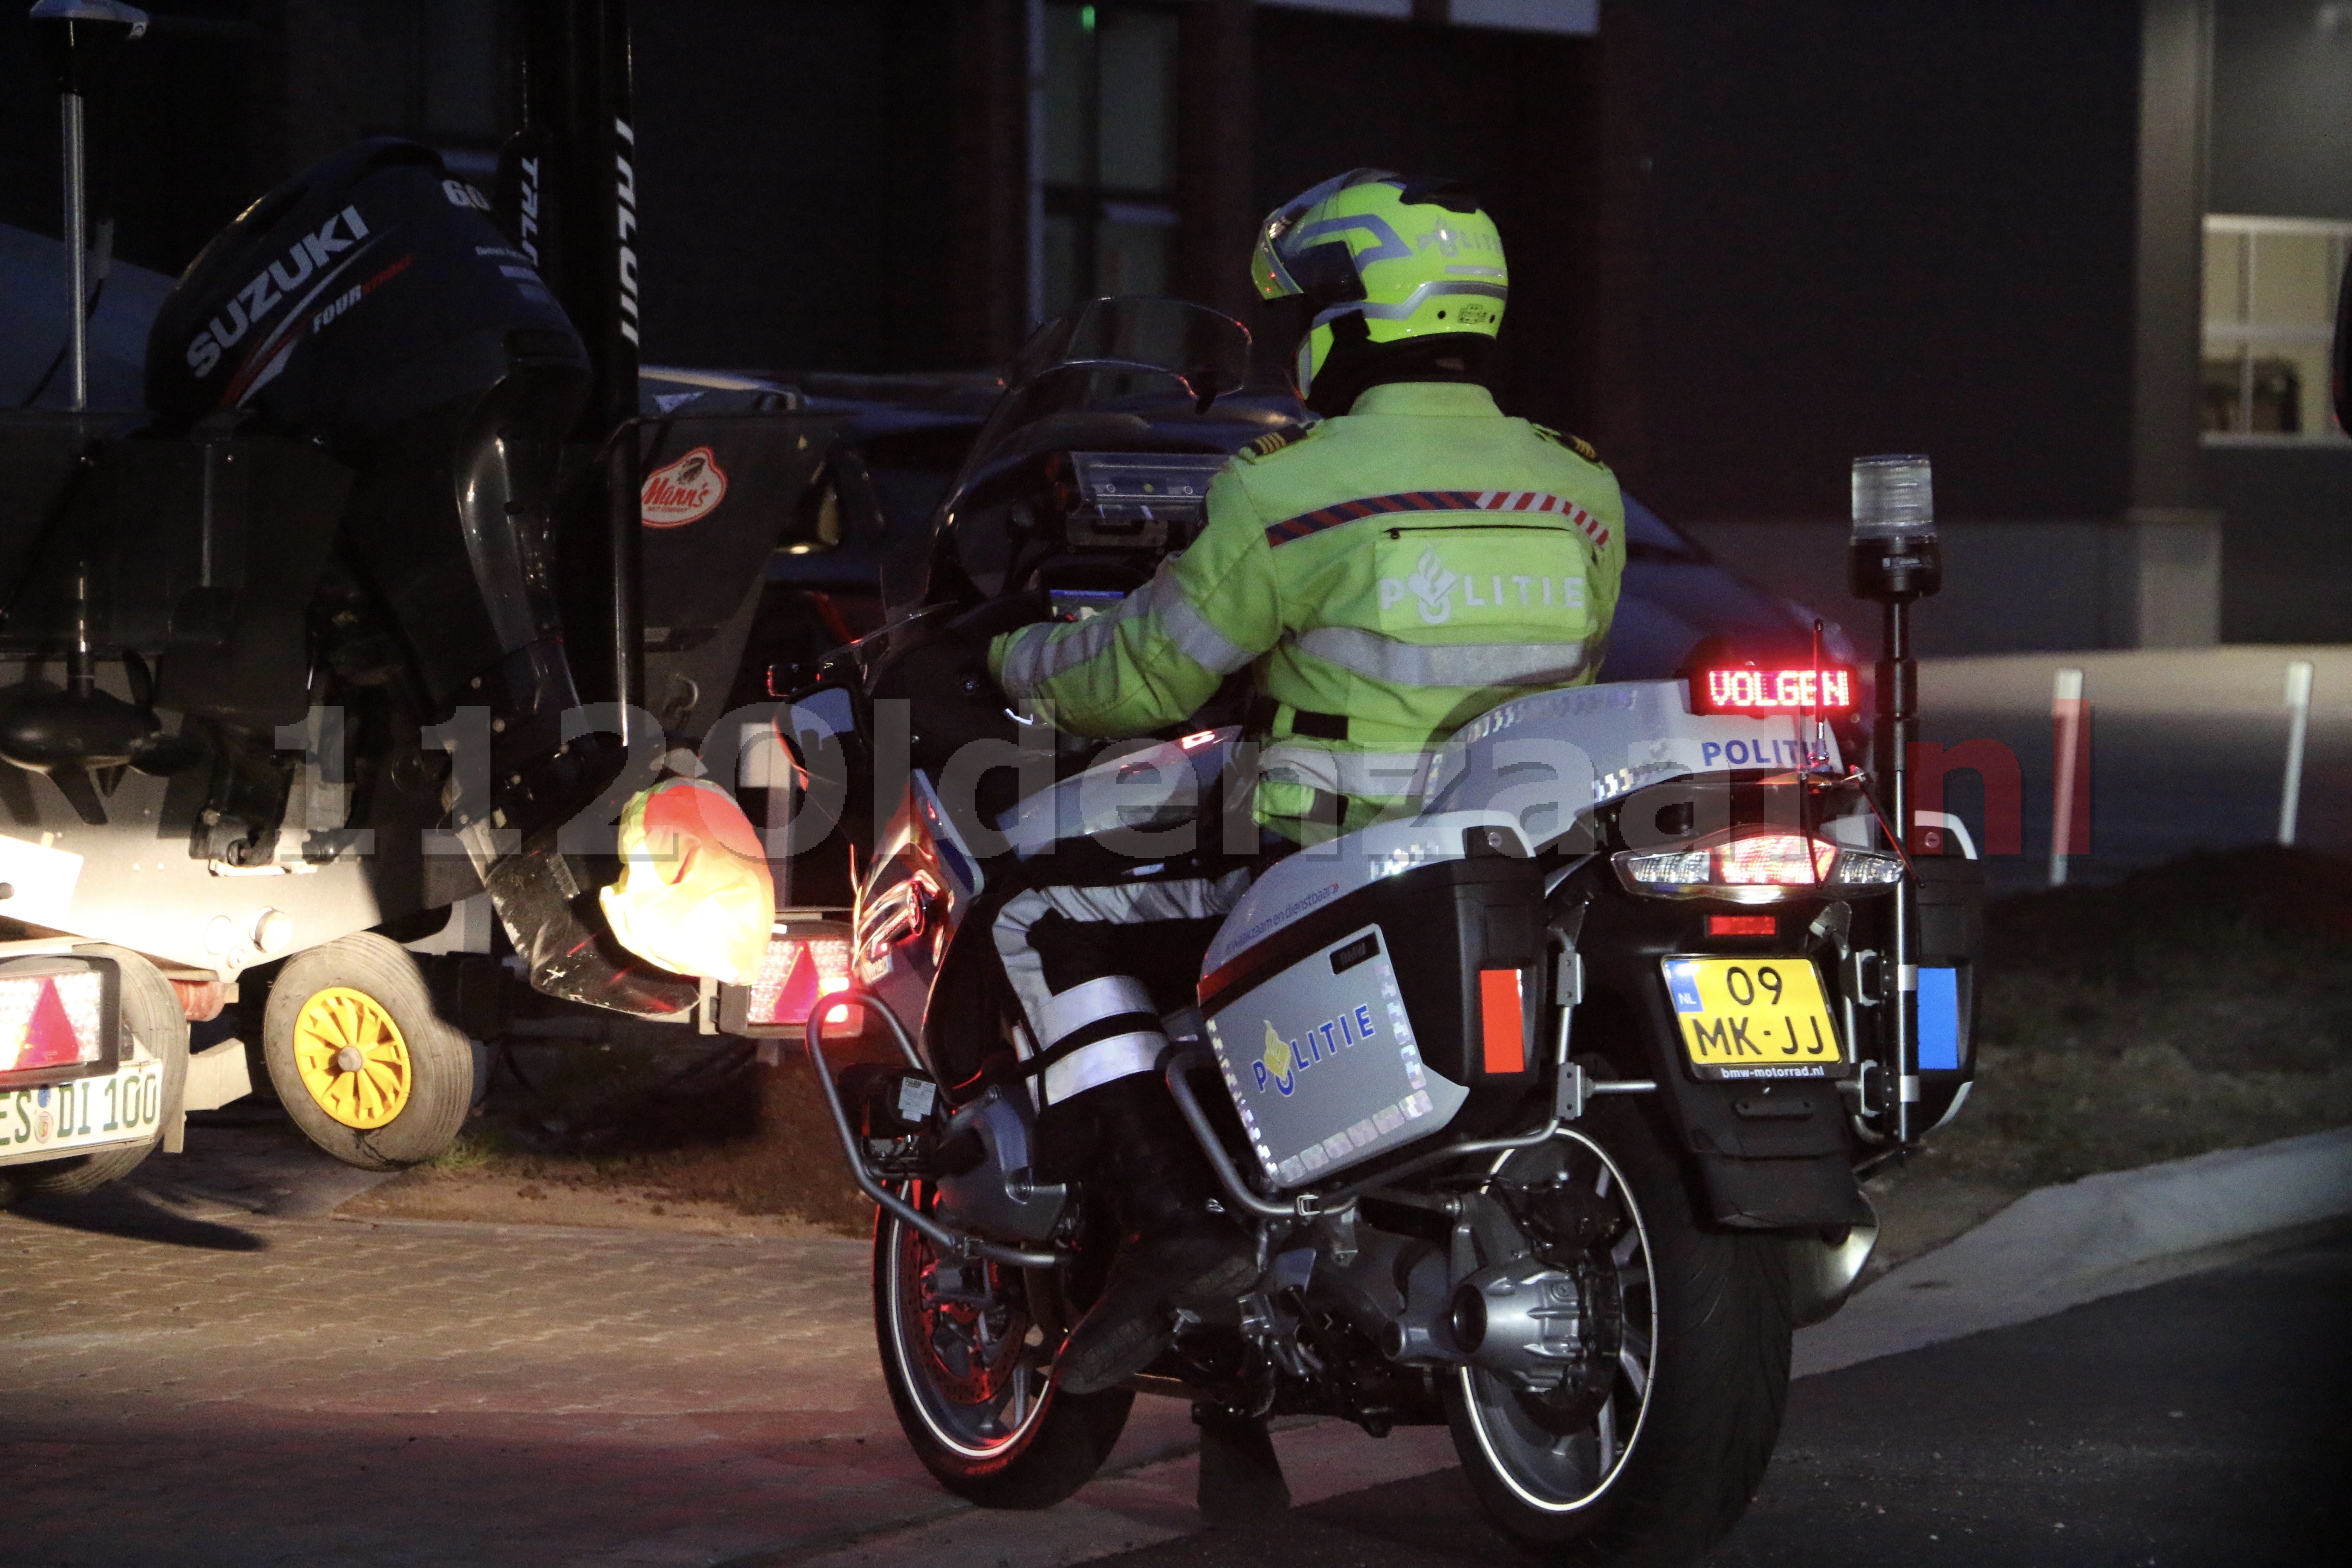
left=990, top=874, right=1254, bottom=1100
left=1038, top=974, right=1164, bottom=1104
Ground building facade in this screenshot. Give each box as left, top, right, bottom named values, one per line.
left=2, top=0, right=2343, bottom=647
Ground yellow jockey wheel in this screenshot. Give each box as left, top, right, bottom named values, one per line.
left=262, top=933, right=475, bottom=1172
left=291, top=987, right=413, bottom=1129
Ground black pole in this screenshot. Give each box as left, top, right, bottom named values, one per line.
left=31, top=1, right=147, bottom=412
left=1850, top=455, right=1939, bottom=1148
left=509, top=0, right=643, bottom=737
left=1877, top=597, right=1916, bottom=1144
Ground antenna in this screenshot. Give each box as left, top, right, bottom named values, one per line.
left=1808, top=616, right=1828, bottom=771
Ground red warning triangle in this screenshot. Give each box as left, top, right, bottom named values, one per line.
left=775, top=943, right=821, bottom=1026
left=18, top=979, right=87, bottom=1070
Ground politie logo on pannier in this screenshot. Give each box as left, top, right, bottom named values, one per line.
left=641, top=446, right=729, bottom=528
left=1207, top=923, right=1470, bottom=1189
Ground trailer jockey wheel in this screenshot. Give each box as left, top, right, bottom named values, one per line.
left=291, top=989, right=413, bottom=1128
left=263, top=934, right=473, bottom=1171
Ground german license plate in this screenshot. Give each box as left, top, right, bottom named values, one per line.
left=0, top=1060, right=164, bottom=1167
left=1661, top=957, right=1845, bottom=1079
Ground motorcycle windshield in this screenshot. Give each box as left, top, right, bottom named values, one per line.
left=888, top=298, right=1260, bottom=610
left=957, top=297, right=1253, bottom=484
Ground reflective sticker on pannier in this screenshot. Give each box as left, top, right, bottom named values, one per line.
left=1917, top=967, right=1961, bottom=1071
left=1478, top=969, right=1526, bottom=1074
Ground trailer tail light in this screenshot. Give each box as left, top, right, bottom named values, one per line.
left=744, top=933, right=853, bottom=1028
left=0, top=970, right=106, bottom=1076
left=1616, top=830, right=1903, bottom=903
left=1689, top=665, right=1857, bottom=715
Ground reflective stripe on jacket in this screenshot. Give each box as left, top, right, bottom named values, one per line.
left=989, top=380, right=1627, bottom=840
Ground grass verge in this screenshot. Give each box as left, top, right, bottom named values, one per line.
left=1865, top=845, right=2352, bottom=1267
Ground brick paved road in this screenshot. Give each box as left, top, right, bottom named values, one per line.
left=0, top=1136, right=1452, bottom=1568
left=1, top=1176, right=934, bottom=1568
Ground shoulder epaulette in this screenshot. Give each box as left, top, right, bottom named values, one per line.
left=1534, top=424, right=1604, bottom=465
left=1240, top=424, right=1314, bottom=462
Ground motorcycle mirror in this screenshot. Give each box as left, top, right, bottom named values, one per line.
left=781, top=466, right=846, bottom=557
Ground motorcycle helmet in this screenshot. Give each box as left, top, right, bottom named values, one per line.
left=1250, top=169, right=1507, bottom=412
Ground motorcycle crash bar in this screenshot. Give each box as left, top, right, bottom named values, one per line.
left=1160, top=1041, right=1656, bottom=1224
left=805, top=998, right=1065, bottom=1271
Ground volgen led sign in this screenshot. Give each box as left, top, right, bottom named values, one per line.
left=1694, top=666, right=1857, bottom=715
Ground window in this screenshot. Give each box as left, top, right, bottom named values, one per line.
left=1040, top=3, right=1180, bottom=321
left=2202, top=215, right=2351, bottom=441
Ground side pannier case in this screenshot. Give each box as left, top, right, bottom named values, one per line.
left=1200, top=850, right=1547, bottom=1190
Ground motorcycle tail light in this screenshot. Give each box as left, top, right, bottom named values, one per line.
left=1715, top=833, right=1836, bottom=885
left=1826, top=848, right=1905, bottom=887
left=745, top=934, right=853, bottom=1028
left=1617, top=848, right=1711, bottom=887
left=1615, top=830, right=1897, bottom=902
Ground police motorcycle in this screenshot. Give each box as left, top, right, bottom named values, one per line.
left=784, top=297, right=1981, bottom=1560
left=2, top=0, right=824, bottom=1192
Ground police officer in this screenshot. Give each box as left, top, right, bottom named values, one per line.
left=989, top=170, right=1627, bottom=1395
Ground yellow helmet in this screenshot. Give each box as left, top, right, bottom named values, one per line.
left=1250, top=169, right=1507, bottom=403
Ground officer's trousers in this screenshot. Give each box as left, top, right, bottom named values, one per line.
left=989, top=871, right=1250, bottom=1178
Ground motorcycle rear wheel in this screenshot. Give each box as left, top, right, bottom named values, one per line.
left=873, top=1185, right=1131, bottom=1509
left=1444, top=1102, right=1792, bottom=1564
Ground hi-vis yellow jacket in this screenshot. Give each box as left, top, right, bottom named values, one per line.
left=989, top=381, right=1626, bottom=840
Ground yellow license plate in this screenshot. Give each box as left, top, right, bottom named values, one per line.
left=1660, top=957, right=1844, bottom=1077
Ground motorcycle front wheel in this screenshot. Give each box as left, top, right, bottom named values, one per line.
left=1445, top=1102, right=1792, bottom=1564
left=873, top=1184, right=1131, bottom=1509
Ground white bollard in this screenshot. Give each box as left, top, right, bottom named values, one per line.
left=2050, top=667, right=2086, bottom=887
left=2279, top=659, right=2315, bottom=847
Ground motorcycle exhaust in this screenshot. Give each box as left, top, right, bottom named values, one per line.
left=1447, top=1258, right=1603, bottom=1387
left=1786, top=1196, right=1880, bottom=1327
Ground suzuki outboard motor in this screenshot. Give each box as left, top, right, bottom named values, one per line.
left=147, top=137, right=584, bottom=733
left=145, top=139, right=691, bottom=1014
